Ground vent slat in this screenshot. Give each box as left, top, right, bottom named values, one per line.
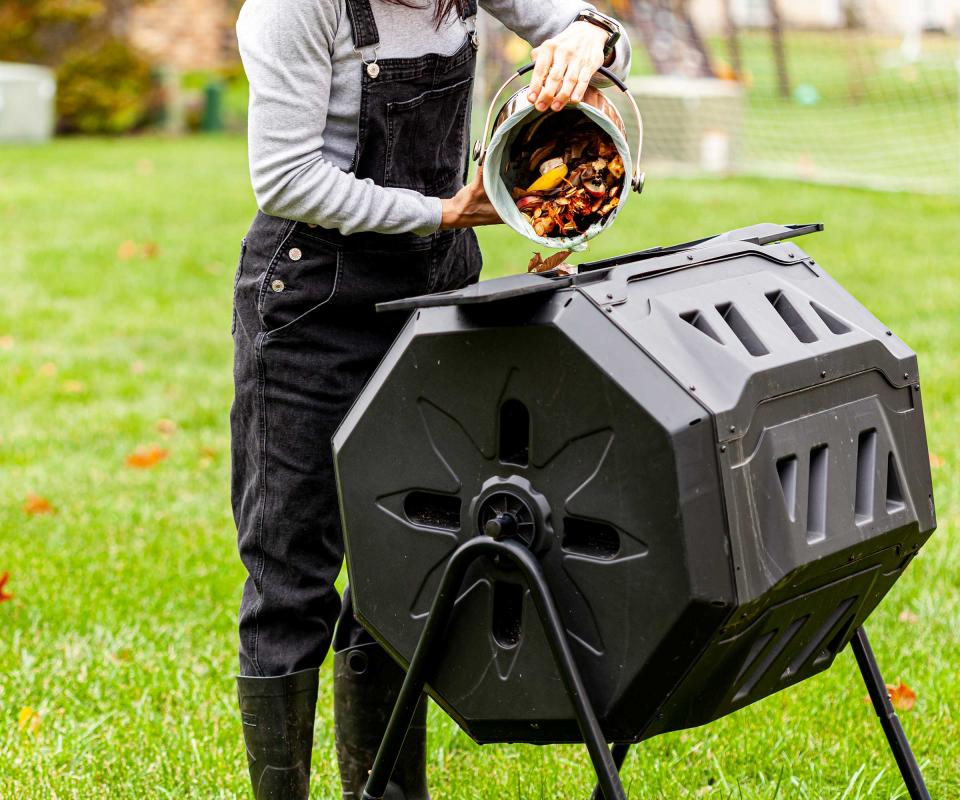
left=806, top=445, right=829, bottom=544
left=855, top=430, right=877, bottom=525
left=716, top=302, right=770, bottom=357
left=766, top=291, right=818, bottom=344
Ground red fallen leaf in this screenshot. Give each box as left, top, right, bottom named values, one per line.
left=0, top=573, right=12, bottom=603
left=888, top=681, right=917, bottom=711
left=155, top=418, right=177, bottom=436
left=24, top=494, right=54, bottom=516
left=125, top=444, right=169, bottom=469
left=117, top=240, right=139, bottom=260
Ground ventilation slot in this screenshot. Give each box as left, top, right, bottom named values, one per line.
left=715, top=302, right=769, bottom=356
left=680, top=310, right=723, bottom=345
left=403, top=492, right=461, bottom=530
left=783, top=597, right=855, bottom=678
left=492, top=581, right=523, bottom=649
left=766, top=291, right=817, bottom=343
left=806, top=445, right=828, bottom=544
left=562, top=518, right=621, bottom=559
left=733, top=616, right=808, bottom=702
left=855, top=430, right=877, bottom=525
left=886, top=453, right=906, bottom=514
left=814, top=612, right=858, bottom=667
left=811, top=302, right=852, bottom=335
left=776, top=455, right=798, bottom=522
left=499, top=399, right=529, bottom=467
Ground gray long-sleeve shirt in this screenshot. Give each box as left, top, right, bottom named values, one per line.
left=237, top=0, right=631, bottom=237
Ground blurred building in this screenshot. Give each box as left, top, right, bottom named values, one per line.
left=125, top=0, right=239, bottom=70
left=689, top=0, right=958, bottom=33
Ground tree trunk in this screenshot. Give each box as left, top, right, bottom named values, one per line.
left=723, top=0, right=743, bottom=78
left=768, top=0, right=791, bottom=98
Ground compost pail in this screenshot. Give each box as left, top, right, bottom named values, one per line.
left=475, top=64, right=645, bottom=251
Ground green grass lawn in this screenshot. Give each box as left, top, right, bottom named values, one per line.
left=1, top=135, right=958, bottom=799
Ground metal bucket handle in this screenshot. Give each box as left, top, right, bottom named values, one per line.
left=472, top=63, right=645, bottom=194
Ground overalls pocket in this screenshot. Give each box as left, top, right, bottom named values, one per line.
left=258, top=226, right=341, bottom=338
left=384, top=76, right=473, bottom=196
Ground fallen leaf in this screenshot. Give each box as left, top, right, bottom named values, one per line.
left=125, top=444, right=169, bottom=469
left=888, top=681, right=917, bottom=711
left=929, top=453, right=945, bottom=469
left=0, top=572, right=12, bottom=603
left=141, top=242, right=160, bottom=259
left=155, top=419, right=177, bottom=436
left=17, top=707, right=41, bottom=735
left=24, top=494, right=54, bottom=516
left=0, top=335, right=13, bottom=350
left=113, top=648, right=132, bottom=662
left=38, top=362, right=57, bottom=377
left=62, top=380, right=86, bottom=394
left=117, top=240, right=139, bottom=260
left=199, top=446, right=218, bottom=459
left=898, top=609, right=920, bottom=624
left=130, top=361, right=146, bottom=375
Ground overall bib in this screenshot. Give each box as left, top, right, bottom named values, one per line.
left=232, top=1, right=481, bottom=797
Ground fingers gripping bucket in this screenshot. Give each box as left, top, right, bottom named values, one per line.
left=475, top=64, right=645, bottom=251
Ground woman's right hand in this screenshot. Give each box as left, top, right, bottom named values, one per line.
left=440, top=170, right=502, bottom=229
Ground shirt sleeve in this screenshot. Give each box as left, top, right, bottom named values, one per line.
left=478, top=0, right=632, bottom=84
left=237, top=0, right=443, bottom=237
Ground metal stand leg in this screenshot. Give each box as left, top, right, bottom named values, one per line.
left=850, top=626, right=931, bottom=800
left=589, top=743, right=631, bottom=800
left=361, top=537, right=628, bottom=800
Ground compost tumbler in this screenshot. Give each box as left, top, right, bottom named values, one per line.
left=333, top=223, right=936, bottom=799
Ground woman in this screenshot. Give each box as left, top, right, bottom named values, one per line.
left=232, top=0, right=631, bottom=797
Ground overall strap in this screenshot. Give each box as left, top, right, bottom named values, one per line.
left=459, top=0, right=479, bottom=49
left=345, top=0, right=380, bottom=52
left=347, top=0, right=480, bottom=67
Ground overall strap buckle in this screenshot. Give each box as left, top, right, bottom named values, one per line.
left=357, top=45, right=381, bottom=79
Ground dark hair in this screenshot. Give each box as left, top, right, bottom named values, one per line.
left=380, top=0, right=465, bottom=28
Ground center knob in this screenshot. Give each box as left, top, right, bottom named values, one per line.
left=484, top=512, right=519, bottom=540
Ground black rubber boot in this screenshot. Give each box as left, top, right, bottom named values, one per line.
left=334, top=643, right=430, bottom=800
left=237, top=667, right=320, bottom=800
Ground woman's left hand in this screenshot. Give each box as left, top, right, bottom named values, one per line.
left=528, top=21, right=610, bottom=112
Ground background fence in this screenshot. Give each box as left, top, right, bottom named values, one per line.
left=477, top=0, right=960, bottom=195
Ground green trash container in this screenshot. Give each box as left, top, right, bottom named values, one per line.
left=201, top=80, right=225, bottom=133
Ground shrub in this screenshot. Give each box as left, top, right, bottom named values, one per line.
left=0, top=0, right=156, bottom=135
left=56, top=38, right=156, bottom=134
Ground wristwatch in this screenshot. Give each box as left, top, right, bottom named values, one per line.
left=574, top=9, right=621, bottom=64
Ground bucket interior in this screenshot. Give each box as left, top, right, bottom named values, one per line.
left=484, top=103, right=632, bottom=251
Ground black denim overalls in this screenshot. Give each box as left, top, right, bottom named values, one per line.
left=232, top=0, right=482, bottom=678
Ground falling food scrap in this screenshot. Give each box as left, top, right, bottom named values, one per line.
left=528, top=249, right=574, bottom=275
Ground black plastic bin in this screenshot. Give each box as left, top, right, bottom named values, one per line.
left=333, top=223, right=936, bottom=799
